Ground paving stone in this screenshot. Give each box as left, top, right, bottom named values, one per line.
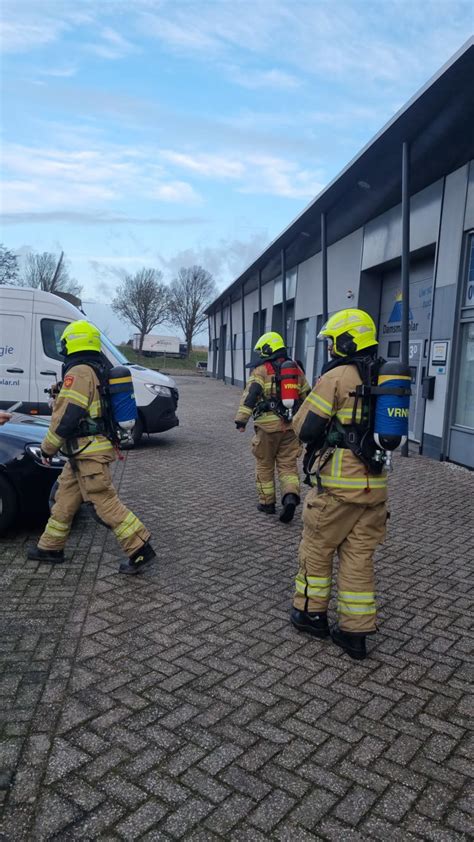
left=160, top=797, right=214, bottom=839
left=219, top=764, right=271, bottom=801
left=115, top=799, right=169, bottom=840
left=332, top=785, right=378, bottom=826
left=33, top=792, right=81, bottom=840
left=373, top=782, right=418, bottom=821
left=205, top=793, right=254, bottom=835
left=247, top=789, right=296, bottom=831
left=290, top=789, right=338, bottom=829
left=181, top=768, right=230, bottom=804
left=0, top=377, right=472, bottom=841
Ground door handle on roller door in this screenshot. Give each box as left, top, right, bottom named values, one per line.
left=6, top=368, right=24, bottom=373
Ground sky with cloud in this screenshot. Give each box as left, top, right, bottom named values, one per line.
left=1, top=0, right=473, bottom=339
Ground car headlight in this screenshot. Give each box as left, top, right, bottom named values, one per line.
left=25, top=444, right=65, bottom=467
left=144, top=384, right=171, bottom=397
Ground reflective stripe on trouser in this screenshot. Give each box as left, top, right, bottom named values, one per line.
left=293, top=490, right=386, bottom=633
left=251, top=427, right=302, bottom=504
left=38, top=459, right=150, bottom=556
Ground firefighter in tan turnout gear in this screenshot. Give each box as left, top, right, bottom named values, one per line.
left=291, top=309, right=389, bottom=660
left=235, top=332, right=310, bottom=522
left=27, top=320, right=156, bottom=575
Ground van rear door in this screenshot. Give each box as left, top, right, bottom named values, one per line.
left=0, top=293, right=33, bottom=412
left=32, top=315, right=68, bottom=413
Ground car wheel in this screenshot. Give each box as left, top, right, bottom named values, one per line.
left=132, top=414, right=144, bottom=446
left=0, top=474, right=18, bottom=534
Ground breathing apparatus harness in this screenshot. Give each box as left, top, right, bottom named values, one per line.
left=303, top=353, right=411, bottom=489
left=51, top=353, right=124, bottom=461
left=253, top=354, right=302, bottom=423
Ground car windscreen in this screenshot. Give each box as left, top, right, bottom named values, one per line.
left=100, top=333, right=129, bottom=365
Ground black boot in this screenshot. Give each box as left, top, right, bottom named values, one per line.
left=257, top=503, right=276, bottom=514
left=290, top=608, right=330, bottom=638
left=119, top=542, right=156, bottom=575
left=27, top=545, right=65, bottom=564
left=279, top=493, right=299, bottom=523
left=331, top=625, right=367, bottom=660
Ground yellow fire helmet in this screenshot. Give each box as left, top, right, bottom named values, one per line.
left=254, top=331, right=286, bottom=358
left=318, top=308, right=377, bottom=357
left=60, top=320, right=102, bottom=356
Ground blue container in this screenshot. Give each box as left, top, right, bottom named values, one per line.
left=108, top=366, right=137, bottom=430
left=374, top=361, right=411, bottom=450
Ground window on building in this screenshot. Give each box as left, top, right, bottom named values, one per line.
left=295, top=318, right=309, bottom=372
left=273, top=268, right=297, bottom=305
left=454, top=322, right=474, bottom=429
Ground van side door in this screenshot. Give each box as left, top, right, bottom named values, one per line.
left=0, top=303, right=33, bottom=412
left=32, top=316, right=69, bottom=414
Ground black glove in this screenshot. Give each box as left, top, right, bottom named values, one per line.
left=235, top=421, right=246, bottom=430
left=40, top=450, right=53, bottom=465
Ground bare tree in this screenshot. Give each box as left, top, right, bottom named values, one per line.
left=167, top=265, right=217, bottom=356
left=112, top=268, right=169, bottom=352
left=23, top=251, right=82, bottom=296
left=0, top=244, right=19, bottom=285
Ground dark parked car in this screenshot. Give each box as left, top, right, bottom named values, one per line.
left=0, top=418, right=66, bottom=534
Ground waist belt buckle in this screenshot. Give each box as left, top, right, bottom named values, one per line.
left=347, top=431, right=357, bottom=445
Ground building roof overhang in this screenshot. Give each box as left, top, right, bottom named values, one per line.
left=207, top=38, right=474, bottom=313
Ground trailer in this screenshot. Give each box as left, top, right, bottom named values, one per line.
left=132, top=334, right=185, bottom=357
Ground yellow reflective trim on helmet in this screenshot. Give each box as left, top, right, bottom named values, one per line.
left=254, top=331, right=285, bottom=356
left=61, top=320, right=101, bottom=354
left=109, top=376, right=132, bottom=385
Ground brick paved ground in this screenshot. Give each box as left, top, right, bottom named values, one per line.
left=0, top=375, right=473, bottom=841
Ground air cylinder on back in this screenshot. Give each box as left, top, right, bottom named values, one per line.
left=279, top=359, right=300, bottom=412
left=108, top=366, right=137, bottom=431
left=374, top=361, right=411, bottom=451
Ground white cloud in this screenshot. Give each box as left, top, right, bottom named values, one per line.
left=160, top=151, right=245, bottom=179
left=38, top=66, right=78, bottom=78
left=226, top=65, right=302, bottom=91
left=85, top=26, right=138, bottom=60
left=149, top=182, right=202, bottom=204
left=0, top=141, right=202, bottom=213
left=160, top=147, right=324, bottom=199
left=238, top=154, right=325, bottom=200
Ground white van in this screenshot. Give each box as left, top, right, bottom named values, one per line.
left=0, top=287, right=179, bottom=444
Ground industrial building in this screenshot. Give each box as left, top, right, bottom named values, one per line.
left=206, top=38, right=474, bottom=469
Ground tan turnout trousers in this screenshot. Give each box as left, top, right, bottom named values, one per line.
left=251, top=427, right=302, bottom=505
left=293, top=490, right=386, bottom=633
left=292, top=361, right=389, bottom=634
left=39, top=459, right=150, bottom=556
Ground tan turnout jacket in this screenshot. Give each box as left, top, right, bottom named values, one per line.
left=42, top=364, right=114, bottom=461
left=293, top=363, right=388, bottom=504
